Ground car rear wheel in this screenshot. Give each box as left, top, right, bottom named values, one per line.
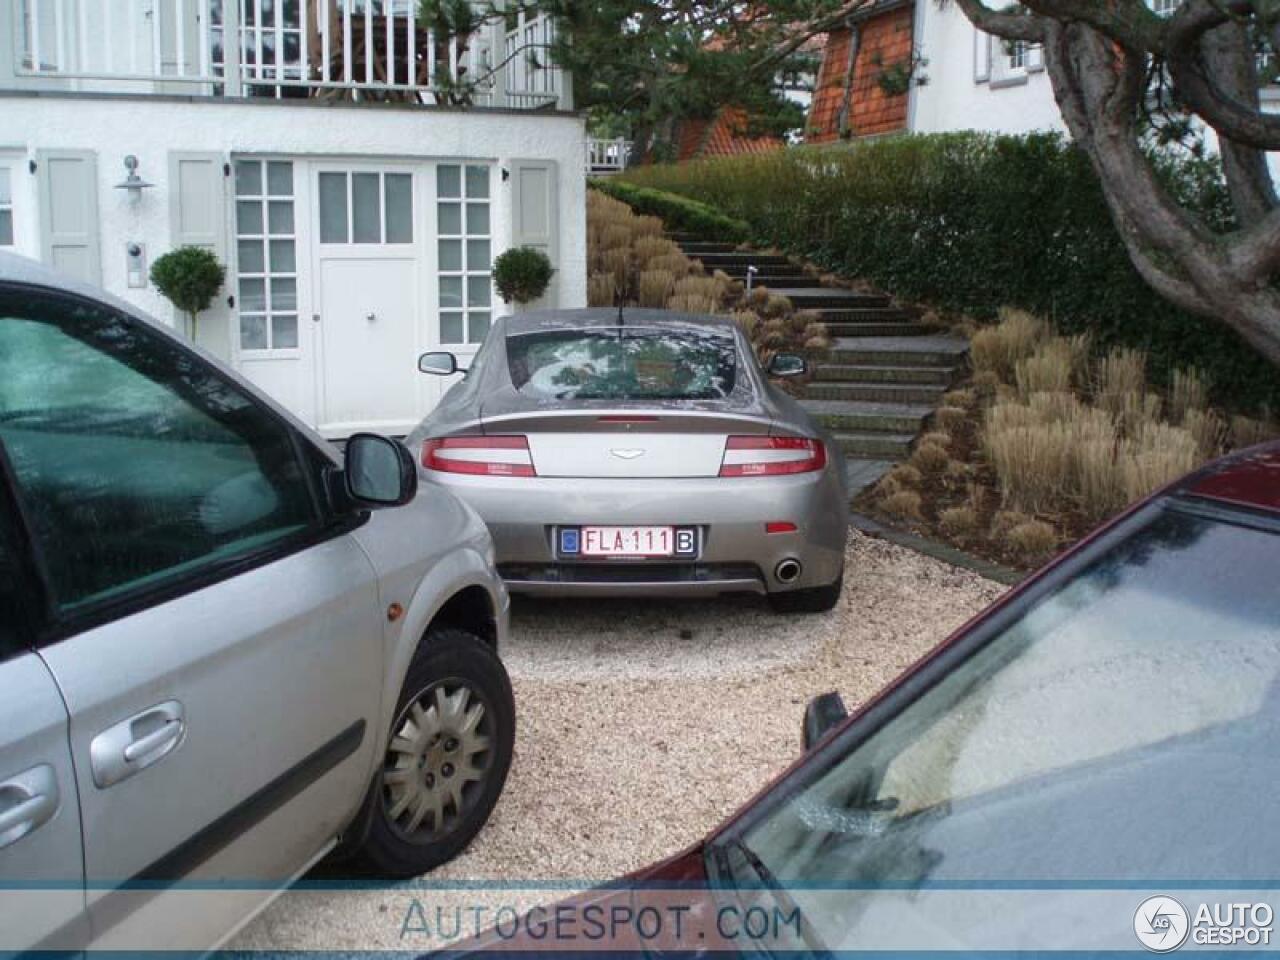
left=354, top=628, right=515, bottom=878
left=768, top=568, right=844, bottom=614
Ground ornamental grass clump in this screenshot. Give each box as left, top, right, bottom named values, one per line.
left=974, top=307, right=1262, bottom=529
left=1006, top=519, right=1058, bottom=560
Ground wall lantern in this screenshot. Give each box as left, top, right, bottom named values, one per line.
left=115, top=155, right=154, bottom=200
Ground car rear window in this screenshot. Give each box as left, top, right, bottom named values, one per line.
left=506, top=327, right=737, bottom=400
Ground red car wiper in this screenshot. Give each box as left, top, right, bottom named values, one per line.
left=713, top=835, right=833, bottom=957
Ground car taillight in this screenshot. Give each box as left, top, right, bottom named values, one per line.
left=719, top=436, right=826, bottom=477
left=421, top=436, right=536, bottom=477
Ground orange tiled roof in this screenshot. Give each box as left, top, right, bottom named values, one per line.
left=676, top=106, right=784, bottom=161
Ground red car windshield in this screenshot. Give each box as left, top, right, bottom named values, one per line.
left=720, top=504, right=1280, bottom=950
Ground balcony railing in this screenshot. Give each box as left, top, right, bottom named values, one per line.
left=586, top=137, right=630, bottom=175
left=13, top=0, right=562, bottom=108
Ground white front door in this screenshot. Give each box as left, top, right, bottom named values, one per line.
left=311, top=165, right=433, bottom=437
left=318, top=257, right=419, bottom=434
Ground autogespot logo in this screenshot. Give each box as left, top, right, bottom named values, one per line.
left=1135, top=896, right=1191, bottom=953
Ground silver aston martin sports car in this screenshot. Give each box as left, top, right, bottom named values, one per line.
left=405, top=309, right=849, bottom=612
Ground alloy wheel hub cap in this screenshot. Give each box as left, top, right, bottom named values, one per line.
left=383, top=682, right=490, bottom=839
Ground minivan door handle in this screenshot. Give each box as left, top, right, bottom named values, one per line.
left=90, top=701, right=186, bottom=788
left=0, top=764, right=59, bottom=851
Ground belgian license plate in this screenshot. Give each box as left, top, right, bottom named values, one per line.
left=583, top=526, right=673, bottom=557
left=560, top=526, right=697, bottom=558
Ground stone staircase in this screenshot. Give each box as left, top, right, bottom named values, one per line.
left=674, top=238, right=970, bottom=495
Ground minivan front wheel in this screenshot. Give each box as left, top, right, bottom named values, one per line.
left=356, top=628, right=515, bottom=878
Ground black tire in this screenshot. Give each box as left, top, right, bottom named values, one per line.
left=768, top=569, right=844, bottom=614
left=354, top=628, right=515, bottom=878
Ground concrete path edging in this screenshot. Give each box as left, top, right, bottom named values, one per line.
left=850, top=512, right=1025, bottom=586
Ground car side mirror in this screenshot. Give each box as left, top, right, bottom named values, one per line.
left=802, top=691, right=849, bottom=751
left=419, top=351, right=464, bottom=376
left=343, top=433, right=417, bottom=509
left=767, top=353, right=807, bottom=378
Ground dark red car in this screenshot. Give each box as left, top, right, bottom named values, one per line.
left=443, top=442, right=1280, bottom=956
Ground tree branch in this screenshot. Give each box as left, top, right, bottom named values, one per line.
left=1200, top=19, right=1279, bottom=226
left=950, top=0, right=1046, bottom=42
left=749, top=0, right=876, bottom=74
left=1047, top=24, right=1215, bottom=310
left=1019, top=0, right=1166, bottom=52
left=1165, top=0, right=1280, bottom=150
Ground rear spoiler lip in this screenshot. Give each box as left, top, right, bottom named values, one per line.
left=474, top=409, right=816, bottom=439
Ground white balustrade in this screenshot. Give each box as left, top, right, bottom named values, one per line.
left=11, top=0, right=540, bottom=106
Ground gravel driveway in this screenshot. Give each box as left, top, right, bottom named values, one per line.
left=233, top=531, right=1006, bottom=950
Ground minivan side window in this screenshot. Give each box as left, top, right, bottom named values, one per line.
left=0, top=289, right=320, bottom=615
left=0, top=486, right=32, bottom=658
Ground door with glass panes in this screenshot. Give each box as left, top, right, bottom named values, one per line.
left=312, top=164, right=423, bottom=436
left=434, top=163, right=495, bottom=375
left=233, top=158, right=313, bottom=424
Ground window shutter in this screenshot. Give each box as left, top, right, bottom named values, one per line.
left=974, top=29, right=991, bottom=83
left=36, top=149, right=101, bottom=285
left=1027, top=44, right=1045, bottom=72
left=168, top=152, right=227, bottom=258
left=510, top=159, right=559, bottom=306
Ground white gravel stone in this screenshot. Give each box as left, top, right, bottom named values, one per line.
left=231, top=530, right=1006, bottom=950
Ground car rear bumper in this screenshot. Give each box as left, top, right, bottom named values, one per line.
left=499, top=561, right=767, bottom=596
left=419, top=470, right=848, bottom=596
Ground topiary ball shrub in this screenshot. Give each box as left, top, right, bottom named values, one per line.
left=150, top=246, right=225, bottom=339
left=492, top=247, right=555, bottom=305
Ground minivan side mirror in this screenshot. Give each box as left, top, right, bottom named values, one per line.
left=802, top=691, right=849, bottom=751
left=343, top=433, right=417, bottom=509
left=767, top=352, right=807, bottom=379
left=419, top=351, right=463, bottom=376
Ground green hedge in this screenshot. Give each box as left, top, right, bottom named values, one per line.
left=617, top=133, right=1280, bottom=412
left=590, top=178, right=750, bottom=244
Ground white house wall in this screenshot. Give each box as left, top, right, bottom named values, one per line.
left=910, top=0, right=1063, bottom=135
left=908, top=4, right=1280, bottom=182
left=2, top=94, right=586, bottom=430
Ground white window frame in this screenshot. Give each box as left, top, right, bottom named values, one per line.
left=213, top=0, right=306, bottom=89
left=0, top=165, right=15, bottom=249
left=989, top=36, right=1042, bottom=87
left=435, top=163, right=493, bottom=347
left=0, top=151, right=37, bottom=259
left=1007, top=40, right=1027, bottom=71
left=234, top=158, right=301, bottom=356
left=316, top=170, right=415, bottom=246
left=974, top=28, right=991, bottom=83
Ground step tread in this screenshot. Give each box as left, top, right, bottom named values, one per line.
left=831, top=335, right=969, bottom=354
left=817, top=363, right=960, bottom=374
left=832, top=430, right=918, bottom=446
left=718, top=265, right=805, bottom=274
left=806, top=382, right=947, bottom=397
left=743, top=277, right=825, bottom=287
left=769, top=287, right=887, bottom=300
left=844, top=458, right=896, bottom=495
left=801, top=398, right=935, bottom=419
left=824, top=324, right=927, bottom=337
left=821, top=309, right=920, bottom=320
left=692, top=253, right=792, bottom=263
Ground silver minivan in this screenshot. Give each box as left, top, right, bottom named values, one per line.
left=0, top=253, right=515, bottom=951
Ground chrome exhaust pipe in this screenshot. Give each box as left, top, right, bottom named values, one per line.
left=775, top=558, right=803, bottom=584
